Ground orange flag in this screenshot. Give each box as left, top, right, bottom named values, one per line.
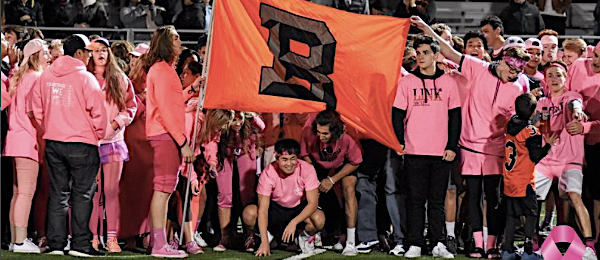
left=204, top=0, right=410, bottom=151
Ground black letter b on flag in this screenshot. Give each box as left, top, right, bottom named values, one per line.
left=259, top=4, right=337, bottom=110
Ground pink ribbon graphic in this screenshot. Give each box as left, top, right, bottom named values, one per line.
left=540, top=225, right=586, bottom=260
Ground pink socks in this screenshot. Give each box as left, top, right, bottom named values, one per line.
left=474, top=231, right=484, bottom=249
left=152, top=228, right=167, bottom=249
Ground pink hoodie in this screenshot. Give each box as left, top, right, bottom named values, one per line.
left=5, top=71, right=42, bottom=161
left=566, top=58, right=600, bottom=145
left=100, top=73, right=137, bottom=144
left=1, top=72, right=9, bottom=110
left=29, top=55, right=107, bottom=146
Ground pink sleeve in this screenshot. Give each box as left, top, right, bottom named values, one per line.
left=182, top=86, right=196, bottom=102
left=154, top=68, right=186, bottom=146
left=582, top=120, right=600, bottom=135
left=300, top=127, right=312, bottom=158
left=202, top=140, right=219, bottom=166
left=28, top=77, right=44, bottom=128
left=345, top=135, right=363, bottom=165
left=84, top=76, right=108, bottom=141
left=113, top=76, right=137, bottom=129
left=256, top=168, right=274, bottom=196
left=459, top=55, right=488, bottom=82
left=302, top=162, right=320, bottom=191
left=393, top=79, right=408, bottom=110
left=448, top=79, right=461, bottom=110
left=1, top=80, right=10, bottom=111
left=252, top=115, right=266, bottom=131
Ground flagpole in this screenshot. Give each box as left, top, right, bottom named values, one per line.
left=179, top=0, right=218, bottom=246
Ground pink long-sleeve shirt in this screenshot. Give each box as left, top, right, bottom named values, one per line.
left=99, top=74, right=137, bottom=144
left=566, top=59, right=600, bottom=145
left=1, top=72, right=10, bottom=111
left=29, top=55, right=107, bottom=146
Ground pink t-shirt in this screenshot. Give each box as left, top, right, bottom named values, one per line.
left=4, top=71, right=42, bottom=162
left=393, top=72, right=461, bottom=156
left=566, top=59, right=600, bottom=145
left=458, top=55, right=525, bottom=158
left=256, top=159, right=320, bottom=208
left=300, top=127, right=363, bottom=170
left=537, top=91, right=585, bottom=178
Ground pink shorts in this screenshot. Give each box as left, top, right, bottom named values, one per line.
left=459, top=148, right=503, bottom=176
left=149, top=134, right=181, bottom=193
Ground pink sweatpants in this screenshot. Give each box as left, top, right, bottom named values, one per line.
left=10, top=157, right=40, bottom=227
left=216, top=154, right=257, bottom=209
left=90, top=161, right=124, bottom=238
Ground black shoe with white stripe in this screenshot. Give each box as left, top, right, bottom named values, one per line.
left=356, top=240, right=379, bottom=253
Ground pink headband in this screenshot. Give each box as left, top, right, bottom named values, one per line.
left=503, top=56, right=527, bottom=71
left=545, top=62, right=568, bottom=74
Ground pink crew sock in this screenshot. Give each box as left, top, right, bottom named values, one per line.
left=486, top=235, right=497, bottom=251
left=473, top=231, right=484, bottom=249
left=152, top=228, right=167, bottom=249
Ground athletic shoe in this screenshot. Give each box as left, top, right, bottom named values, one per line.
left=389, top=244, right=405, bottom=256
left=333, top=241, right=344, bottom=251
left=8, top=243, right=14, bottom=252
left=356, top=240, right=379, bottom=253
left=106, top=237, right=121, bottom=253
left=46, top=249, right=65, bottom=255
left=186, top=241, right=203, bottom=255
left=298, top=233, right=316, bottom=254
left=64, top=235, right=71, bottom=251
left=342, top=243, right=358, bottom=256
left=447, top=236, right=458, bottom=254
left=583, top=247, right=598, bottom=260
left=151, top=244, right=188, bottom=258
left=501, top=251, right=517, bottom=260
left=404, top=246, right=421, bottom=258
left=213, top=244, right=226, bottom=252
left=432, top=242, right=454, bottom=259
left=13, top=238, right=41, bottom=254
left=314, top=232, right=322, bottom=247
left=68, top=248, right=106, bottom=257
left=193, top=232, right=208, bottom=247
left=245, top=235, right=256, bottom=252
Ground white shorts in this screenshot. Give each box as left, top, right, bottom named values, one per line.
left=534, top=164, right=583, bottom=200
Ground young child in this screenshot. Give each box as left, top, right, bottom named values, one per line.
left=501, top=93, right=556, bottom=260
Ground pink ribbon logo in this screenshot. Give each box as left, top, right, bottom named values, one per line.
left=540, top=225, right=586, bottom=260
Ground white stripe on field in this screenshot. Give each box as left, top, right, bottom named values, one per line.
left=283, top=248, right=327, bottom=260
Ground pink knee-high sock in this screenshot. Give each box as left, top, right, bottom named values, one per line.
left=486, top=235, right=497, bottom=251
left=474, top=231, right=484, bottom=249
left=152, top=228, right=167, bottom=249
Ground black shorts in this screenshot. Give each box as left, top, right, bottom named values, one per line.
left=505, top=185, right=538, bottom=217
left=314, top=164, right=357, bottom=181
left=584, top=143, right=600, bottom=200
left=268, top=200, right=308, bottom=242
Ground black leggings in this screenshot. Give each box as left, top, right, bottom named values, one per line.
left=464, top=175, right=504, bottom=236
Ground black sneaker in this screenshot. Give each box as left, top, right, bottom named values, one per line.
left=68, top=248, right=106, bottom=257
left=446, top=236, right=457, bottom=254
left=524, top=240, right=533, bottom=255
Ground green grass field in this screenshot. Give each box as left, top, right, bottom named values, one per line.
left=0, top=249, right=475, bottom=259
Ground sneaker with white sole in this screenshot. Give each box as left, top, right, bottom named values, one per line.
left=342, top=243, right=358, bottom=256
left=583, top=247, right=598, bottom=260
left=298, top=233, right=316, bottom=254
left=64, top=235, right=71, bottom=251
left=389, top=244, right=406, bottom=256
left=356, top=240, right=379, bottom=253
left=8, top=242, right=14, bottom=252
left=404, top=246, right=422, bottom=258
left=314, top=232, right=322, bottom=248
left=333, top=241, right=344, bottom=251
left=193, top=232, right=208, bottom=247
left=13, top=238, right=41, bottom=254
left=68, top=248, right=106, bottom=257
left=151, top=244, right=188, bottom=258
left=46, top=249, right=65, bottom=255
left=432, top=242, right=455, bottom=259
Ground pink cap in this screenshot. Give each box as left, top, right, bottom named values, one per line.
left=503, top=36, right=525, bottom=50
left=540, top=35, right=559, bottom=46
left=129, top=43, right=149, bottom=57
left=525, top=38, right=542, bottom=51
left=22, top=39, right=47, bottom=65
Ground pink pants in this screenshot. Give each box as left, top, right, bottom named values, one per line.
left=10, top=157, right=39, bottom=227
left=149, top=134, right=181, bottom=193
left=89, top=161, right=124, bottom=238
left=216, top=154, right=257, bottom=208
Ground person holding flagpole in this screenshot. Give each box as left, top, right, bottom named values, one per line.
left=141, top=25, right=194, bottom=259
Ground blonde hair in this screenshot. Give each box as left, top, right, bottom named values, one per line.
left=9, top=51, right=42, bottom=96
left=197, top=109, right=234, bottom=145
left=562, top=39, right=587, bottom=56
left=49, top=39, right=63, bottom=52
left=87, top=47, right=127, bottom=111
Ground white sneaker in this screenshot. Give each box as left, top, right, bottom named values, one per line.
left=432, top=242, right=455, bottom=259
left=314, top=232, right=322, bottom=247
left=47, top=250, right=65, bottom=255
left=356, top=240, right=379, bottom=253
left=193, top=232, right=208, bottom=247
left=404, top=246, right=422, bottom=258
left=298, top=233, right=316, bottom=254
left=583, top=247, right=598, bottom=260
left=8, top=242, right=14, bottom=252
left=389, top=244, right=406, bottom=256
left=333, top=241, right=344, bottom=251
left=13, top=239, right=41, bottom=254
left=268, top=232, right=274, bottom=244
left=64, top=235, right=71, bottom=251
left=342, top=243, right=358, bottom=256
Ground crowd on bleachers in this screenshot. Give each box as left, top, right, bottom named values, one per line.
left=1, top=0, right=600, bottom=259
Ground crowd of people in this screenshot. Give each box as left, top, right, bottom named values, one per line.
left=1, top=7, right=600, bottom=260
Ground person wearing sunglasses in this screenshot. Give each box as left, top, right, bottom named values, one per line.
left=300, top=110, right=362, bottom=256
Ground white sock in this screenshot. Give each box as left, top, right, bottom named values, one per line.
left=445, top=221, right=456, bottom=238
left=347, top=228, right=356, bottom=246
left=483, top=227, right=488, bottom=249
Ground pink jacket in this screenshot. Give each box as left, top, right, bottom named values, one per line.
left=4, top=71, right=42, bottom=161
left=1, top=72, right=10, bottom=111
left=100, top=74, right=137, bottom=144
left=29, top=56, right=107, bottom=146
left=566, top=59, right=600, bottom=145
